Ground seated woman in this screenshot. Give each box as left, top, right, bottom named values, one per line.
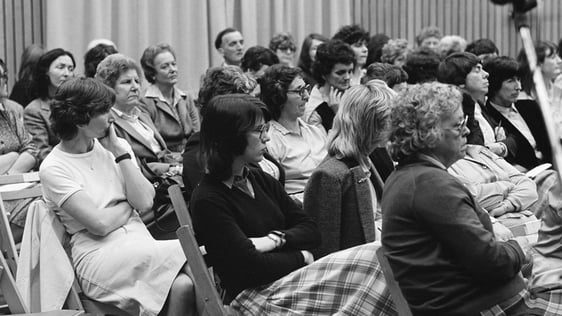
left=190, top=94, right=321, bottom=302
left=0, top=58, right=38, bottom=242
left=260, top=64, right=328, bottom=203
left=304, top=40, right=355, bottom=132
left=332, top=24, right=370, bottom=86
left=297, top=33, right=328, bottom=86
left=269, top=32, right=296, bottom=67
left=39, top=77, right=195, bottom=315
left=304, top=80, right=395, bottom=259
left=95, top=54, right=180, bottom=178
left=24, top=48, right=75, bottom=164
left=382, top=82, right=532, bottom=315
left=380, top=38, right=410, bottom=67
left=140, top=44, right=200, bottom=153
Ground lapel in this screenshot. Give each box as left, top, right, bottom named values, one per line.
left=137, top=111, right=167, bottom=150
left=349, top=165, right=377, bottom=243
left=152, top=98, right=181, bottom=124
left=111, top=112, right=157, bottom=153
left=486, top=101, right=534, bottom=149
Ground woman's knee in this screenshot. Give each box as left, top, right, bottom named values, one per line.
left=171, top=272, right=195, bottom=298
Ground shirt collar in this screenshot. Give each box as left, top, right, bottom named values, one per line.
left=270, top=119, right=304, bottom=136
left=489, top=100, right=517, bottom=116
left=144, top=84, right=186, bottom=106
left=222, top=166, right=250, bottom=189
left=418, top=153, right=447, bottom=170
left=111, top=106, right=141, bottom=122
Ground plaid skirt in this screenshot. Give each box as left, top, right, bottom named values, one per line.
left=231, top=242, right=397, bottom=315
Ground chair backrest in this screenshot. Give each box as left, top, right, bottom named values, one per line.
left=169, top=184, right=229, bottom=316
left=375, top=247, right=413, bottom=316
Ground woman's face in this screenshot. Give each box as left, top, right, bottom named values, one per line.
left=276, top=46, right=295, bottom=67
left=324, top=63, right=354, bottom=91
left=431, top=106, right=469, bottom=168
left=351, top=40, right=368, bottom=67
left=540, top=50, right=562, bottom=81
left=464, top=64, right=489, bottom=97
left=114, top=69, right=140, bottom=108
left=493, top=77, right=521, bottom=107
left=240, top=119, right=270, bottom=164
left=392, top=51, right=408, bottom=67
left=282, top=77, right=309, bottom=120
left=420, top=37, right=440, bottom=52
left=81, top=110, right=112, bottom=139
left=153, top=51, right=178, bottom=86
left=47, top=55, right=74, bottom=88
left=0, top=65, right=7, bottom=98
left=308, top=39, right=324, bottom=63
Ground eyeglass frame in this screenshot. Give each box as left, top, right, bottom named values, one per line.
left=0, top=72, right=7, bottom=83
left=444, top=115, right=469, bottom=134
left=253, top=122, right=271, bottom=141
left=287, top=84, right=311, bottom=99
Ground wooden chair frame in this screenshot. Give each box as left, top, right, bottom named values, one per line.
left=375, top=247, right=413, bottom=316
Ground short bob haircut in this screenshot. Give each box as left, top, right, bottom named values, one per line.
left=50, top=77, right=115, bottom=141
left=388, top=82, right=462, bottom=162
left=297, top=33, right=329, bottom=73
left=312, top=39, right=356, bottom=86
left=84, top=44, right=118, bottom=78
left=197, top=66, right=257, bottom=115
left=95, top=53, right=143, bottom=89
left=200, top=94, right=266, bottom=181
left=466, top=38, right=499, bottom=57
left=241, top=46, right=279, bottom=73
left=483, top=56, right=521, bottom=99
left=140, top=43, right=176, bottom=84
left=381, top=39, right=410, bottom=65
left=403, top=47, right=441, bottom=84
left=437, top=52, right=480, bottom=86
left=269, top=33, right=297, bottom=52
left=517, top=40, right=558, bottom=95
left=329, top=79, right=396, bottom=170
left=415, top=26, right=442, bottom=46
left=332, top=24, right=369, bottom=45
left=214, top=28, right=239, bottom=50
left=362, top=63, right=408, bottom=88
left=259, top=64, right=302, bottom=120
left=31, top=48, right=76, bottom=100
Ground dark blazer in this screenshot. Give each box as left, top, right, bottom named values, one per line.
left=482, top=99, right=551, bottom=170
left=23, top=98, right=58, bottom=164
left=304, top=156, right=384, bottom=259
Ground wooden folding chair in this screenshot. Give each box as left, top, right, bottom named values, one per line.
left=169, top=184, right=235, bottom=316
left=375, top=247, right=413, bottom=316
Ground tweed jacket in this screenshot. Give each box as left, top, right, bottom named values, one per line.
left=24, top=98, right=58, bottom=164
left=304, top=156, right=384, bottom=259
left=482, top=99, right=551, bottom=170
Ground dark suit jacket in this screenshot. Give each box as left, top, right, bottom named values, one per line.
left=482, top=99, right=551, bottom=170
left=23, top=98, right=58, bottom=164
left=303, top=156, right=384, bottom=259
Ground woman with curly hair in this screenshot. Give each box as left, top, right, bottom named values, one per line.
left=382, top=82, right=533, bottom=315
left=333, top=24, right=370, bottom=86
left=269, top=32, right=297, bottom=67
left=381, top=38, right=410, bottom=67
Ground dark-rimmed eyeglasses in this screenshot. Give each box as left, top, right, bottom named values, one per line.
left=287, top=84, right=311, bottom=99
left=444, top=115, right=468, bottom=134
left=253, top=122, right=271, bottom=141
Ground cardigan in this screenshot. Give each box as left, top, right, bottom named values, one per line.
left=382, top=157, right=526, bottom=316
left=303, top=156, right=384, bottom=258
left=24, top=98, right=58, bottom=164
left=190, top=168, right=320, bottom=301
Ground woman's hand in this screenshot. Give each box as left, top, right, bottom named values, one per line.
left=249, top=236, right=277, bottom=253
left=489, top=200, right=516, bottom=217
left=300, top=250, right=314, bottom=265
left=492, top=221, right=514, bottom=242
left=98, top=123, right=128, bottom=157
left=328, top=86, right=344, bottom=112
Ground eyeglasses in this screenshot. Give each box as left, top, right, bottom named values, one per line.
left=287, top=84, right=311, bottom=99
left=0, top=72, right=7, bottom=83
left=445, top=115, right=468, bottom=134
left=253, top=122, right=270, bottom=141
left=277, top=46, right=295, bottom=54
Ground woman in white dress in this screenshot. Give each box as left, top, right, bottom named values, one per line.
left=39, top=77, right=195, bottom=316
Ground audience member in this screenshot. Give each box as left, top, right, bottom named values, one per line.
left=260, top=64, right=327, bottom=204
left=466, top=38, right=499, bottom=61
left=366, top=33, right=390, bottom=66
left=297, top=33, right=329, bottom=86
left=85, top=38, right=117, bottom=51
left=83, top=43, right=118, bottom=78
left=305, top=40, right=355, bottom=132
left=332, top=24, right=369, bottom=85
left=269, top=32, right=297, bottom=67
left=380, top=38, right=409, bottom=67
left=362, top=63, right=408, bottom=91
left=140, top=43, right=200, bottom=153
left=39, top=77, right=195, bottom=315
left=437, top=35, right=467, bottom=58
left=24, top=48, right=75, bottom=164
left=304, top=80, right=395, bottom=258
left=215, top=28, right=245, bottom=67
left=402, top=47, right=441, bottom=84
left=9, top=44, right=44, bottom=107
left=518, top=41, right=561, bottom=103
left=415, top=26, right=442, bottom=52
left=383, top=82, right=532, bottom=315
left=241, top=45, right=279, bottom=80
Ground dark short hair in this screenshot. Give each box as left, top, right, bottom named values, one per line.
left=50, top=77, right=115, bottom=141
left=260, top=64, right=302, bottom=120
left=241, top=46, right=279, bottom=73
left=403, top=47, right=441, bottom=84
left=366, top=33, right=390, bottom=66
left=200, top=94, right=265, bottom=181
left=518, top=40, right=558, bottom=95
left=31, top=48, right=76, bottom=100
left=269, top=33, right=297, bottom=52
left=362, top=63, right=408, bottom=88
left=215, top=28, right=238, bottom=50
left=312, top=40, right=356, bottom=86
left=140, top=43, right=176, bottom=84
left=465, top=38, right=499, bottom=57
left=483, top=56, right=521, bottom=99
left=297, top=33, right=329, bottom=74
left=332, top=24, right=369, bottom=45
left=84, top=44, right=118, bottom=78
left=437, top=52, right=480, bottom=86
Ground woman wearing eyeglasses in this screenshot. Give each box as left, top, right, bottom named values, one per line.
left=190, top=93, right=320, bottom=302
left=260, top=64, right=328, bottom=204
left=269, top=32, right=296, bottom=67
